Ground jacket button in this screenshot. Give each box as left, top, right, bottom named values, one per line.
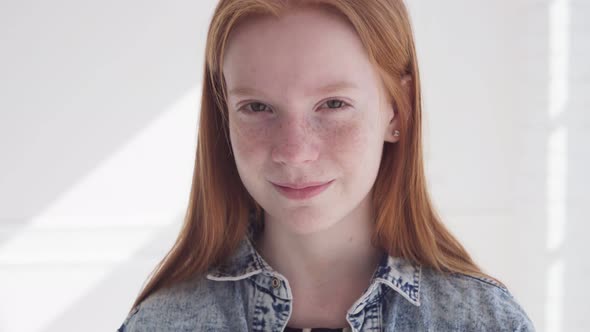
left=271, top=277, right=281, bottom=289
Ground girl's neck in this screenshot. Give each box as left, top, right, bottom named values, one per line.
left=255, top=197, right=383, bottom=291
left=255, top=204, right=382, bottom=330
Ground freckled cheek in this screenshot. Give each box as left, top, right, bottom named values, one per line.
left=229, top=122, right=269, bottom=162
left=228, top=119, right=370, bottom=163
left=325, top=122, right=370, bottom=157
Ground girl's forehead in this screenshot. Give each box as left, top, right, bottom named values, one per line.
left=223, top=8, right=370, bottom=75
left=223, top=34, right=375, bottom=101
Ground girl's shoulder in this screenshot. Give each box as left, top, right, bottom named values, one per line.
left=414, top=266, right=536, bottom=331
left=117, top=275, right=248, bottom=331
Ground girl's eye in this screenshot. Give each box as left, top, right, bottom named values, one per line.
left=323, top=99, right=347, bottom=110
left=242, top=102, right=267, bottom=113
left=240, top=99, right=349, bottom=114
left=245, top=102, right=269, bottom=113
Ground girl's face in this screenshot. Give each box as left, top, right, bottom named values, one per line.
left=223, top=7, right=400, bottom=234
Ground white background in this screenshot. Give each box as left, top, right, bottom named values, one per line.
left=0, top=0, right=588, bottom=331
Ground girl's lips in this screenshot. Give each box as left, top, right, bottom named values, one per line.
left=271, top=180, right=334, bottom=200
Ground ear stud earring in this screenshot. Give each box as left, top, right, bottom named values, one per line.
left=394, top=130, right=400, bottom=137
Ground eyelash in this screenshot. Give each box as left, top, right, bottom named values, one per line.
left=239, top=99, right=350, bottom=114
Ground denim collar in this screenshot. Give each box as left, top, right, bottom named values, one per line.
left=206, top=221, right=422, bottom=306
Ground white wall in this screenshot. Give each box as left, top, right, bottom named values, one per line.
left=0, top=0, right=587, bottom=331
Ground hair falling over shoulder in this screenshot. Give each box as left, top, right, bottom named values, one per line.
left=128, top=0, right=502, bottom=314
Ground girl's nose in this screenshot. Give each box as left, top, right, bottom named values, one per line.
left=271, top=117, right=319, bottom=165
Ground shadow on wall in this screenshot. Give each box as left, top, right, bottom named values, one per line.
left=549, top=0, right=589, bottom=330
left=0, top=0, right=210, bottom=243
left=40, top=213, right=186, bottom=332
left=510, top=0, right=588, bottom=331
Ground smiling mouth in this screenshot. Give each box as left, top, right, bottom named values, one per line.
left=271, top=180, right=334, bottom=200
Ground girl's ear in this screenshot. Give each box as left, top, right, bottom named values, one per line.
left=384, top=74, right=412, bottom=143
left=384, top=109, right=400, bottom=143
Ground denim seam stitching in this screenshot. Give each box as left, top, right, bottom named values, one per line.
left=459, top=274, right=510, bottom=295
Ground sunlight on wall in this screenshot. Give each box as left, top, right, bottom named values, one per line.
left=545, top=0, right=569, bottom=331
left=546, top=127, right=567, bottom=332
left=0, top=86, right=200, bottom=332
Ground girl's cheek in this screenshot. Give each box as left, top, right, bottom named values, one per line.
left=230, top=121, right=270, bottom=157
left=230, top=116, right=369, bottom=158
left=322, top=120, right=368, bottom=155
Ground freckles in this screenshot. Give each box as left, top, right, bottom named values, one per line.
left=327, top=121, right=368, bottom=154
left=230, top=122, right=269, bottom=157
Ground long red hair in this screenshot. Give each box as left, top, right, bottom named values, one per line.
left=129, top=0, right=499, bottom=313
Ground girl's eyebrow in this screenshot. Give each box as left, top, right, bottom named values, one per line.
left=228, top=80, right=359, bottom=98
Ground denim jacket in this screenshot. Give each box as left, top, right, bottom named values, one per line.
left=118, top=223, right=535, bottom=332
